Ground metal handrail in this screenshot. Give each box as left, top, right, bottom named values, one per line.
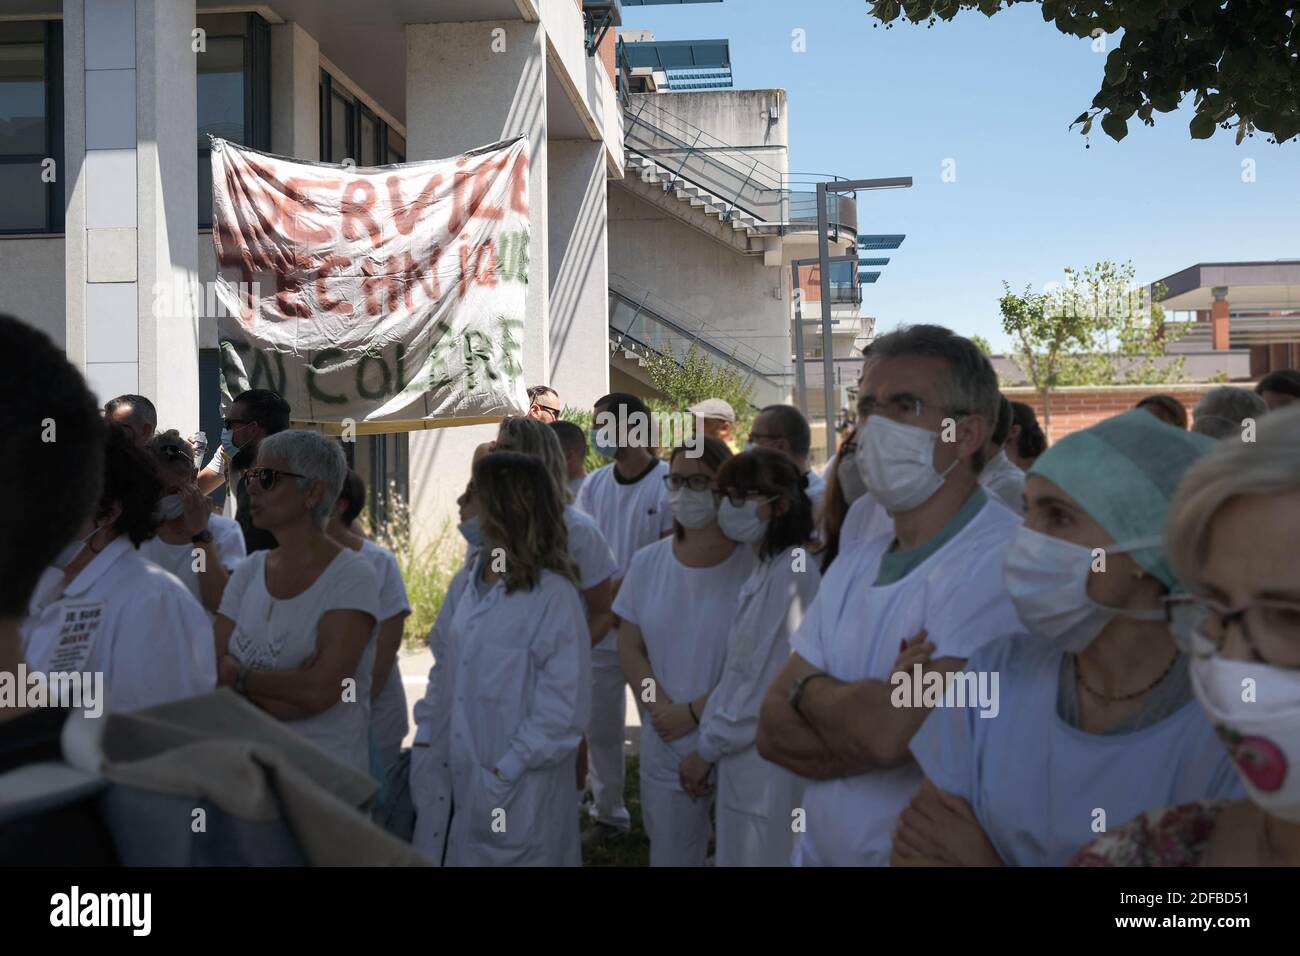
left=608, top=272, right=787, bottom=387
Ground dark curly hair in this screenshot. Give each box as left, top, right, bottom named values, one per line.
left=716, top=448, right=815, bottom=561
left=1010, top=401, right=1047, bottom=461
left=102, top=424, right=164, bottom=546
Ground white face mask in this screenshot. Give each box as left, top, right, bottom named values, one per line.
left=856, top=415, right=959, bottom=513
left=1003, top=525, right=1165, bottom=653
left=670, top=487, right=718, bottom=529
left=837, top=453, right=868, bottom=505
left=1191, top=655, right=1300, bottom=823
left=717, top=498, right=772, bottom=545
left=50, top=523, right=103, bottom=570
left=156, top=494, right=185, bottom=522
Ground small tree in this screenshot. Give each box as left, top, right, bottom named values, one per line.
left=970, top=334, right=994, bottom=357
left=641, top=346, right=758, bottom=444
left=1001, top=260, right=1184, bottom=437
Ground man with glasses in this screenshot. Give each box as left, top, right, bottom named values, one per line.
left=526, top=385, right=562, bottom=423
left=757, top=324, right=1023, bottom=866
left=197, top=388, right=291, bottom=553
left=747, top=405, right=824, bottom=513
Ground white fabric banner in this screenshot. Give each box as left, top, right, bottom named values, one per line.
left=210, top=136, right=530, bottom=433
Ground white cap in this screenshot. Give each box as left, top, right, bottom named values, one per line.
left=687, top=398, right=736, bottom=423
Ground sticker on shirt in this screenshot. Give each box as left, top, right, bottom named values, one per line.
left=45, top=602, right=105, bottom=672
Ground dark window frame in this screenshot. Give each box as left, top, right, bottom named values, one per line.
left=197, top=12, right=270, bottom=229
left=319, top=69, right=404, bottom=166
left=0, top=20, right=64, bottom=236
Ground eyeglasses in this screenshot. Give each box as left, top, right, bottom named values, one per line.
left=223, top=417, right=253, bottom=430
left=859, top=396, right=965, bottom=422
left=718, top=488, right=779, bottom=508
left=1165, top=594, right=1300, bottom=669
left=664, top=474, right=714, bottom=493
left=532, top=405, right=561, bottom=420
left=244, top=467, right=305, bottom=491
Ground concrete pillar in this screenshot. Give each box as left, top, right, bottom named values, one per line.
left=548, top=139, right=609, bottom=413
left=403, top=20, right=548, bottom=540
left=270, top=22, right=320, bottom=161
left=64, top=0, right=199, bottom=434
left=1211, top=286, right=1230, bottom=351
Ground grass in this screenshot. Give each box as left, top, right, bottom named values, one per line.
left=369, top=490, right=462, bottom=650
left=580, top=753, right=651, bottom=867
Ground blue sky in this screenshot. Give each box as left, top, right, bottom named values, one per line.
left=622, top=0, right=1300, bottom=352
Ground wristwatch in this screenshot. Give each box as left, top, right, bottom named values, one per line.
left=192, top=529, right=214, bottom=544
left=234, top=664, right=250, bottom=696
left=788, top=671, right=831, bottom=718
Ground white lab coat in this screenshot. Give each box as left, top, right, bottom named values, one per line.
left=422, top=561, right=591, bottom=866
left=697, top=546, right=820, bottom=866
left=980, top=450, right=1027, bottom=516
left=790, top=496, right=1023, bottom=866
left=410, top=565, right=472, bottom=864
left=22, top=536, right=215, bottom=713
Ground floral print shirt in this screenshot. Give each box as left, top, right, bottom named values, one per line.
left=1069, top=801, right=1228, bottom=867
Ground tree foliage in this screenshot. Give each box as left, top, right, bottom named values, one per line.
left=1000, top=260, right=1185, bottom=432
left=641, top=346, right=758, bottom=444
left=867, top=1, right=1300, bottom=145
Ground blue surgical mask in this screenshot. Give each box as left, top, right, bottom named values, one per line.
left=591, top=432, right=618, bottom=460
left=220, top=427, right=240, bottom=458
left=458, top=515, right=483, bottom=548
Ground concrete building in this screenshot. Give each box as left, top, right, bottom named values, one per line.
left=607, top=36, right=864, bottom=463
left=0, top=0, right=622, bottom=541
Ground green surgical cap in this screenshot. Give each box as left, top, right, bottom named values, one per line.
left=1029, top=410, right=1215, bottom=590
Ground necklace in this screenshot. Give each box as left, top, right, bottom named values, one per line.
left=1075, top=649, right=1179, bottom=703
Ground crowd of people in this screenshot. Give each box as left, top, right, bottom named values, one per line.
left=2, top=309, right=1298, bottom=867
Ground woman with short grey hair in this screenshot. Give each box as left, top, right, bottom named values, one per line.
left=1191, top=386, right=1268, bottom=440
left=214, top=429, right=382, bottom=774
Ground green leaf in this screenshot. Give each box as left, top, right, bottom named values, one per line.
left=1103, top=51, right=1128, bottom=85
left=1100, top=112, right=1128, bottom=141
left=1189, top=111, right=1216, bottom=139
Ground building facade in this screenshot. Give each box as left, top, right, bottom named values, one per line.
left=0, top=0, right=622, bottom=540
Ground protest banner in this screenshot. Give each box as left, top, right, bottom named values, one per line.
left=209, top=135, right=530, bottom=433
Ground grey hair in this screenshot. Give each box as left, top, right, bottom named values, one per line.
left=258, top=429, right=347, bottom=527
left=1167, top=404, right=1300, bottom=592
left=1191, top=386, right=1268, bottom=440
left=497, top=416, right=571, bottom=503
left=868, top=324, right=1001, bottom=471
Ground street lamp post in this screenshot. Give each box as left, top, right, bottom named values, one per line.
left=815, top=176, right=912, bottom=458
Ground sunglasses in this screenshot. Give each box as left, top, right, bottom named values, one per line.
left=244, top=467, right=305, bottom=491
left=223, top=417, right=254, bottom=430
left=533, top=405, right=561, bottom=418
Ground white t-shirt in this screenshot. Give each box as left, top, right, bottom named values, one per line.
left=356, top=539, right=411, bottom=758
left=804, top=469, right=826, bottom=515
left=137, top=515, right=247, bottom=608
left=22, top=536, right=215, bottom=714
left=218, top=548, right=381, bottom=773
left=575, top=458, right=673, bottom=650
left=790, top=495, right=1023, bottom=866
left=612, top=538, right=757, bottom=787
left=564, top=504, right=618, bottom=591
left=838, top=492, right=894, bottom=556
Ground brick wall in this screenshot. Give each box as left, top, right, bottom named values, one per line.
left=1001, top=384, right=1219, bottom=441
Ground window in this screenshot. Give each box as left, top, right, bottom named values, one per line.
left=0, top=21, right=62, bottom=234
left=318, top=70, right=404, bottom=166
left=197, top=12, right=269, bottom=228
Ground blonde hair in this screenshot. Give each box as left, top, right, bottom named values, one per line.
left=474, top=451, right=579, bottom=592
left=496, top=416, right=571, bottom=503
left=1167, top=405, right=1300, bottom=592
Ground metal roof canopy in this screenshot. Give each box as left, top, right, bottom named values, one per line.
left=623, top=0, right=722, bottom=5
left=859, top=234, right=906, bottom=250
left=1152, top=260, right=1300, bottom=311
left=621, top=37, right=731, bottom=72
